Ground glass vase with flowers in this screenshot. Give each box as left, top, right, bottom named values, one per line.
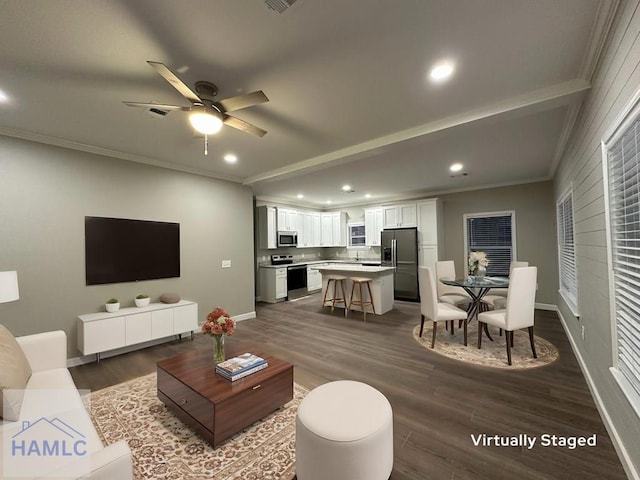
left=201, top=306, right=236, bottom=365
left=468, top=251, right=489, bottom=279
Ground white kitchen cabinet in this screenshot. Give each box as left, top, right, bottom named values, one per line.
left=320, top=213, right=333, bottom=246
left=417, top=199, right=443, bottom=245
left=307, top=263, right=325, bottom=292
left=277, top=207, right=298, bottom=232
left=298, top=212, right=314, bottom=247
left=364, top=208, right=383, bottom=246
left=382, top=203, right=417, bottom=228
left=418, top=244, right=439, bottom=270
left=312, top=213, right=322, bottom=246
left=319, top=212, right=345, bottom=246
left=78, top=301, right=198, bottom=361
left=260, top=267, right=288, bottom=303
left=257, top=205, right=277, bottom=249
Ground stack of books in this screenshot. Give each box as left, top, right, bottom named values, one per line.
left=215, top=353, right=268, bottom=381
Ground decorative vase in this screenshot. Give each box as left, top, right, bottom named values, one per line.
left=105, top=302, right=120, bottom=313
left=213, top=334, right=225, bottom=365
left=135, top=297, right=150, bottom=307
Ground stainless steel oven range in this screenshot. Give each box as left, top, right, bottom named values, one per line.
left=271, top=254, right=308, bottom=300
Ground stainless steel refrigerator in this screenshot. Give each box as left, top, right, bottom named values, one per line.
left=381, top=227, right=419, bottom=301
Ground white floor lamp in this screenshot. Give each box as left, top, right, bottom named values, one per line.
left=0, top=271, right=19, bottom=304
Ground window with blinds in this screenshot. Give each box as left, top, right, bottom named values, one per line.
left=464, top=212, right=515, bottom=277
left=557, top=188, right=578, bottom=314
left=605, top=113, right=640, bottom=404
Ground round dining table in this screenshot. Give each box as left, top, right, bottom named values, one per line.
left=441, top=276, right=509, bottom=346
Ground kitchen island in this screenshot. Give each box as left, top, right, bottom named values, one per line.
left=311, top=264, right=395, bottom=315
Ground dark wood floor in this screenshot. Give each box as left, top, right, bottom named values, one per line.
left=70, top=294, right=627, bottom=480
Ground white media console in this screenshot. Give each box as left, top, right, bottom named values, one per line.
left=78, top=300, right=198, bottom=361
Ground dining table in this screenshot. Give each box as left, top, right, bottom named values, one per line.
left=441, top=276, right=509, bottom=346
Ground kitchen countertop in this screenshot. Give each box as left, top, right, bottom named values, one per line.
left=259, top=260, right=382, bottom=269
left=311, top=264, right=395, bottom=274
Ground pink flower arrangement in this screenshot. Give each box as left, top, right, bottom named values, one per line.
left=201, top=306, right=236, bottom=336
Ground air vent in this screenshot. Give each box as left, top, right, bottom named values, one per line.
left=148, top=107, right=169, bottom=117
left=265, top=0, right=297, bottom=13
left=450, top=172, right=468, bottom=178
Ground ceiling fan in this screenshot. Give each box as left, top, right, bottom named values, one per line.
left=123, top=61, right=269, bottom=142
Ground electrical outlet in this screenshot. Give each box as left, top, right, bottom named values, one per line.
left=221, top=260, right=231, bottom=269
left=301, top=253, right=305, bottom=258
left=581, top=325, right=585, bottom=340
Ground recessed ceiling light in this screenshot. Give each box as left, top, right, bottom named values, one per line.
left=297, top=194, right=304, bottom=199
left=326, top=200, right=332, bottom=204
left=429, top=61, right=455, bottom=82
left=364, top=194, right=372, bottom=199
left=450, top=163, right=463, bottom=172
left=223, top=154, right=237, bottom=164
left=0, top=89, right=9, bottom=103
left=342, top=185, right=352, bottom=192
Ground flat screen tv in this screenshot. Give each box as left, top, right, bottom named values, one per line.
left=85, top=216, right=180, bottom=285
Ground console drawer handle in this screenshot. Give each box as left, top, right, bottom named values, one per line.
left=253, top=384, right=262, bottom=390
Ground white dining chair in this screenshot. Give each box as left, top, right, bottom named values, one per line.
left=419, top=266, right=468, bottom=348
left=481, top=261, right=529, bottom=309
left=477, top=266, right=538, bottom=365
left=436, top=260, right=472, bottom=308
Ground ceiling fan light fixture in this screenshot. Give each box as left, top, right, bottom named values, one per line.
left=189, top=107, right=223, bottom=135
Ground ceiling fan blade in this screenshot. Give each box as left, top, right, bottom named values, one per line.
left=147, top=61, right=202, bottom=104
left=218, top=91, right=269, bottom=112
left=123, top=101, right=191, bottom=111
left=223, top=115, right=267, bottom=137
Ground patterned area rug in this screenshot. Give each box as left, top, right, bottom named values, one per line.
left=412, top=321, right=559, bottom=369
left=85, top=373, right=306, bottom=479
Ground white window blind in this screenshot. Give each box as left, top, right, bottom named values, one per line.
left=606, top=115, right=640, bottom=401
left=557, top=188, right=578, bottom=313
left=465, top=212, right=514, bottom=277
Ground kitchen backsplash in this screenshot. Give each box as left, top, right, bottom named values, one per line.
left=256, top=246, right=380, bottom=266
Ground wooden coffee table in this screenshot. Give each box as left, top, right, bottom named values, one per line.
left=157, top=342, right=293, bottom=447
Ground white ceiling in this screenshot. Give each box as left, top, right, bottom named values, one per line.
left=0, top=0, right=616, bottom=207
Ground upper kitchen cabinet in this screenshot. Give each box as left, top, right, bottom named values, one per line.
left=382, top=203, right=417, bottom=228
left=277, top=207, right=298, bottom=232
left=257, top=205, right=277, bottom=249
left=364, top=207, right=383, bottom=246
left=319, top=212, right=346, bottom=247
left=416, top=199, right=443, bottom=245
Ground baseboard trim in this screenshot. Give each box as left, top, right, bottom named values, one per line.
left=556, top=308, right=639, bottom=480
left=534, top=302, right=557, bottom=311
left=234, top=311, right=256, bottom=322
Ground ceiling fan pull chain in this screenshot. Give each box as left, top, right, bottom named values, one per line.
left=204, top=134, right=208, bottom=156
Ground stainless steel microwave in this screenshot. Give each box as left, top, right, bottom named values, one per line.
left=277, top=231, right=298, bottom=247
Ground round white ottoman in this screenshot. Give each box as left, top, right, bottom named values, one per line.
left=295, top=380, right=393, bottom=480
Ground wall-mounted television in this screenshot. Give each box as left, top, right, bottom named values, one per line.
left=85, top=216, right=180, bottom=285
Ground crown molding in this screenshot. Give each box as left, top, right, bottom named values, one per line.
left=578, top=0, right=621, bottom=81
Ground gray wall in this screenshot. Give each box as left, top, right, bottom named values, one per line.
left=0, top=136, right=255, bottom=357
left=439, top=181, right=558, bottom=305
left=553, top=1, right=640, bottom=475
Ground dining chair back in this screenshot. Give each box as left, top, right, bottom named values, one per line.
left=436, top=260, right=471, bottom=308
left=482, top=260, right=529, bottom=308
left=477, top=266, right=538, bottom=365
left=419, top=266, right=468, bottom=348
left=504, top=266, right=537, bottom=330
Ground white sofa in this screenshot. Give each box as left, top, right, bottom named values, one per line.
left=0, top=331, right=132, bottom=479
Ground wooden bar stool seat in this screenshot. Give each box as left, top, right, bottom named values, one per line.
left=322, top=275, right=348, bottom=316
left=348, top=277, right=376, bottom=321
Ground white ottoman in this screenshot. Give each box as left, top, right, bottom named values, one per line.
left=295, top=380, right=393, bottom=480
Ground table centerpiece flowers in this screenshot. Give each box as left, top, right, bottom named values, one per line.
left=201, top=306, right=236, bottom=364
left=468, top=251, right=489, bottom=278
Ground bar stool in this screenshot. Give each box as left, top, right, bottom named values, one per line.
left=322, top=275, right=348, bottom=316
left=348, top=277, right=376, bottom=321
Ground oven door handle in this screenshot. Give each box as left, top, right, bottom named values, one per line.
left=287, top=265, right=308, bottom=270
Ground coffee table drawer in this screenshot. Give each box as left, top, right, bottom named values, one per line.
left=157, top=369, right=214, bottom=430
left=214, top=366, right=293, bottom=444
